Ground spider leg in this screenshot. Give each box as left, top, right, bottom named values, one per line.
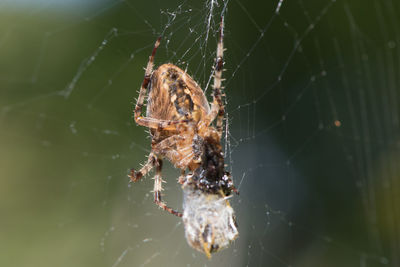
left=209, top=16, right=225, bottom=137
left=153, top=134, right=195, bottom=170
left=153, top=158, right=183, bottom=217
left=134, top=37, right=161, bottom=123
left=136, top=116, right=190, bottom=131
left=133, top=37, right=191, bottom=131
left=151, top=135, right=187, bottom=185
left=129, top=152, right=156, bottom=182
left=152, top=134, right=183, bottom=154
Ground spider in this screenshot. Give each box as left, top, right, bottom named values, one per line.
left=129, top=17, right=238, bottom=257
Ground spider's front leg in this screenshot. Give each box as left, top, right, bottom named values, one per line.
left=153, top=158, right=183, bottom=217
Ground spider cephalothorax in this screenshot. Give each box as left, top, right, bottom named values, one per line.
left=129, top=17, right=238, bottom=257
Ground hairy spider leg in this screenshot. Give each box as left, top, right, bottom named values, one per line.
left=129, top=152, right=157, bottom=182
left=152, top=133, right=197, bottom=170
left=134, top=37, right=160, bottom=123
left=134, top=37, right=192, bottom=131
left=209, top=16, right=225, bottom=137
left=153, top=158, right=183, bottom=217
left=129, top=153, right=183, bottom=217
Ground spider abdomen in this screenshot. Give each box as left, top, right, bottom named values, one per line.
left=147, top=64, right=210, bottom=123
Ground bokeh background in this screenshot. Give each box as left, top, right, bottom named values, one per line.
left=1, top=0, right=399, bottom=266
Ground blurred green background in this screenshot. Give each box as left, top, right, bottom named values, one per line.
left=1, top=0, right=399, bottom=266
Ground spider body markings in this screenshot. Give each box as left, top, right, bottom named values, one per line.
left=129, top=17, right=238, bottom=257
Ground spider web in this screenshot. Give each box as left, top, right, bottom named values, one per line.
left=0, top=0, right=399, bottom=266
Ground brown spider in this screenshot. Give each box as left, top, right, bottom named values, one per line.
left=129, top=17, right=238, bottom=257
